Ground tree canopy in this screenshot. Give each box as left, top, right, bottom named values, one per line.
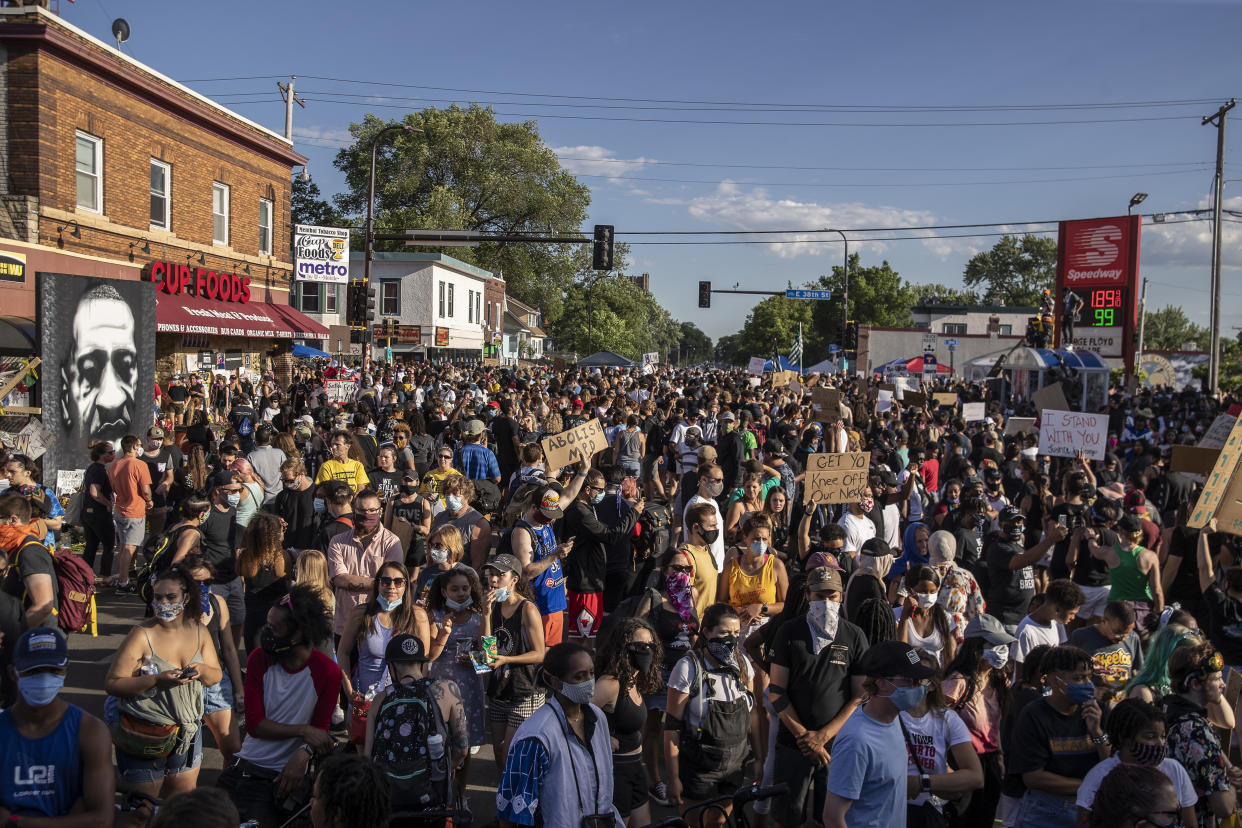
left=1143, top=305, right=1207, bottom=351
left=546, top=272, right=681, bottom=362
left=962, top=234, right=1057, bottom=308
left=291, top=175, right=343, bottom=228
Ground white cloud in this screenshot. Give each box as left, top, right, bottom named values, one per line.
left=292, top=125, right=355, bottom=148
left=551, top=145, right=656, bottom=183
left=1141, top=195, right=1242, bottom=270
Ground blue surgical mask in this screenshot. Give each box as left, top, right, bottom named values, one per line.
left=750, top=540, right=768, bottom=558
left=1060, top=678, right=1096, bottom=705
left=17, top=672, right=64, bottom=707
left=446, top=596, right=473, bottom=611
left=313, top=497, right=326, bottom=513
left=493, top=586, right=510, bottom=603
left=445, top=495, right=464, bottom=512
left=377, top=595, right=403, bottom=612
left=590, top=491, right=605, bottom=505
left=884, top=681, right=927, bottom=712
left=226, top=493, right=241, bottom=507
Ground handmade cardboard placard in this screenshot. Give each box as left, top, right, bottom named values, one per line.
left=747, top=357, right=767, bottom=376
left=1199, top=415, right=1237, bottom=450
left=1005, top=417, right=1037, bottom=437
left=933, top=393, right=958, bottom=409
left=1171, top=445, right=1222, bottom=477
left=1037, top=409, right=1108, bottom=461
left=962, top=402, right=986, bottom=423
left=541, top=418, right=607, bottom=470
left=1032, top=382, right=1070, bottom=414
left=903, top=391, right=927, bottom=407
left=1189, top=415, right=1242, bottom=532
left=811, top=387, right=841, bottom=414
left=803, top=452, right=871, bottom=505
left=55, top=468, right=84, bottom=498
left=324, top=380, right=354, bottom=404
left=772, top=370, right=796, bottom=388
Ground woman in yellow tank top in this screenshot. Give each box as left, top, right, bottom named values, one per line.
left=718, top=513, right=788, bottom=642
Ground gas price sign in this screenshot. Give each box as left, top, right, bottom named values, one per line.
left=1087, top=287, right=1126, bottom=327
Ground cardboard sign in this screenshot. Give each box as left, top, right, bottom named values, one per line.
left=933, top=393, right=958, bottom=409
left=748, top=357, right=767, bottom=376
left=1189, top=415, right=1242, bottom=531
left=1032, top=382, right=1071, bottom=414
left=1199, top=414, right=1237, bottom=450
left=789, top=379, right=803, bottom=399
left=1037, top=409, right=1109, bottom=461
left=541, top=418, right=607, bottom=470
left=1171, top=445, right=1222, bottom=477
left=54, top=468, right=84, bottom=498
left=903, top=391, right=927, bottom=407
left=803, top=452, right=872, bottom=505
left=962, top=402, right=986, bottom=423
left=811, top=387, right=841, bottom=416
left=1004, top=417, right=1037, bottom=436
left=324, top=380, right=354, bottom=404
left=772, top=370, right=796, bottom=388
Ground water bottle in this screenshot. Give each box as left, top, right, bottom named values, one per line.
left=427, top=733, right=446, bottom=781
left=139, top=656, right=158, bottom=676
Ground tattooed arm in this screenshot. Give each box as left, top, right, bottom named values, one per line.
left=432, top=678, right=470, bottom=768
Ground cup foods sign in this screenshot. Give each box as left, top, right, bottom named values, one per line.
left=294, top=225, right=350, bottom=284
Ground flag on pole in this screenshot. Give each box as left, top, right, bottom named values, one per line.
left=788, top=324, right=803, bottom=365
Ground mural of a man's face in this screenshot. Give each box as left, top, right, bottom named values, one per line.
left=61, top=285, right=136, bottom=446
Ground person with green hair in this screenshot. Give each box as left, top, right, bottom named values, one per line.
left=1124, top=619, right=1235, bottom=729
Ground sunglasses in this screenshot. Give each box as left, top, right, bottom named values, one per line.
left=438, top=455, right=453, bottom=460
left=669, top=565, right=694, bottom=575
left=378, top=576, right=406, bottom=587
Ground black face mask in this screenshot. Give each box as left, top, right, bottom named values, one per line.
left=627, top=646, right=656, bottom=674
left=260, top=625, right=295, bottom=658
left=698, top=527, right=720, bottom=545
left=400, top=483, right=418, bottom=495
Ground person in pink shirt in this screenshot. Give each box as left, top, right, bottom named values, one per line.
left=325, top=489, right=404, bottom=637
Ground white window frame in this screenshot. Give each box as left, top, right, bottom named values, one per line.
left=438, top=282, right=446, bottom=318
left=212, top=182, right=230, bottom=246
left=149, top=158, right=170, bottom=230
left=467, top=289, right=475, bottom=323
left=381, top=281, right=399, bottom=316
left=476, top=292, right=482, bottom=326
left=447, top=283, right=455, bottom=317
left=75, top=130, right=103, bottom=214
left=324, top=285, right=337, bottom=314
left=258, top=197, right=273, bottom=255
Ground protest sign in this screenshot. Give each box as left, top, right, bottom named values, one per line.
left=803, top=452, right=872, bottom=505
left=541, top=418, right=607, bottom=470
left=1171, top=445, right=1221, bottom=477
left=1032, top=382, right=1070, bottom=414
left=771, top=370, right=796, bottom=388
left=324, top=380, right=354, bottom=404
left=789, top=379, right=803, bottom=398
left=962, top=402, right=986, bottom=423
left=903, top=391, right=927, bottom=407
left=14, top=418, right=51, bottom=460
left=54, top=468, right=84, bottom=498
left=1189, top=415, right=1242, bottom=531
left=1199, top=415, right=1237, bottom=450
left=1037, top=409, right=1108, bottom=461
left=747, top=357, right=767, bottom=376
left=1004, top=417, right=1037, bottom=436
left=877, top=390, right=894, bottom=413
left=933, top=393, right=958, bottom=409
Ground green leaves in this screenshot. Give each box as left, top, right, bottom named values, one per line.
left=1142, top=305, right=1207, bottom=351
left=962, top=234, right=1057, bottom=308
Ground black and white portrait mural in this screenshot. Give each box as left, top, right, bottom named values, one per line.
left=38, top=274, right=155, bottom=479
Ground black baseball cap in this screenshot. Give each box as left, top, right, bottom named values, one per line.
left=857, top=640, right=937, bottom=681
left=385, top=633, right=428, bottom=663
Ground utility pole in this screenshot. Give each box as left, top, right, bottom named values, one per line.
left=1135, top=276, right=1148, bottom=376
left=1203, top=98, right=1235, bottom=395
left=827, top=229, right=849, bottom=372
left=277, top=76, right=306, bottom=142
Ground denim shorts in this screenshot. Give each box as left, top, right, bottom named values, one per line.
left=202, top=671, right=234, bottom=715
left=114, top=515, right=146, bottom=548
left=105, top=695, right=203, bottom=783
left=1015, top=789, right=1077, bottom=828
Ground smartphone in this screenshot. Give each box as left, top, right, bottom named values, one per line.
left=178, top=666, right=197, bottom=680
left=1056, top=515, right=1067, bottom=528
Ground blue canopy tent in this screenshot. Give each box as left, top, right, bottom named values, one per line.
left=763, top=355, right=800, bottom=373
left=292, top=343, right=331, bottom=359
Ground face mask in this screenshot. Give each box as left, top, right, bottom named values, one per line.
left=704, top=480, right=724, bottom=498
left=706, top=635, right=739, bottom=664
left=135, top=446, right=145, bottom=458
left=915, top=593, right=938, bottom=610
left=1004, top=523, right=1024, bottom=542
left=400, top=483, right=418, bottom=495
left=1130, top=740, right=1167, bottom=767
left=152, top=600, right=184, bottom=622
left=983, top=645, right=1009, bottom=669
left=628, top=646, right=655, bottom=674
left=493, top=586, right=510, bottom=603
left=750, top=540, right=768, bottom=559
left=226, top=493, right=241, bottom=507
left=559, top=677, right=595, bottom=705
left=446, top=596, right=473, bottom=611
left=429, top=547, right=449, bottom=566
left=858, top=497, right=874, bottom=512
left=377, top=594, right=403, bottom=612
left=147, top=439, right=162, bottom=452
left=590, top=491, right=605, bottom=505
left=1060, top=678, right=1096, bottom=705
left=883, top=681, right=927, bottom=712
left=808, top=598, right=841, bottom=638
left=17, top=672, right=64, bottom=707
left=260, top=626, right=295, bottom=658
left=311, top=496, right=328, bottom=514
left=946, top=495, right=960, bottom=506
left=354, top=512, right=381, bottom=531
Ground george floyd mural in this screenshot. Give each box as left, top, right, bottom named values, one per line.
left=38, top=274, right=156, bottom=481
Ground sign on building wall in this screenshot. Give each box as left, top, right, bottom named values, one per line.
left=294, top=225, right=350, bottom=284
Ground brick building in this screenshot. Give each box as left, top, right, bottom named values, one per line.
left=0, top=4, right=325, bottom=380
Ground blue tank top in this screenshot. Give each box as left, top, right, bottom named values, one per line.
left=355, top=618, right=395, bottom=695
left=524, top=519, right=566, bottom=614
left=0, top=705, right=84, bottom=817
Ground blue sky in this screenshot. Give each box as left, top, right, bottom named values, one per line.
left=67, top=0, right=1242, bottom=342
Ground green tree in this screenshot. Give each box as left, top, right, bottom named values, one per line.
left=677, top=322, right=714, bottom=365
left=962, top=234, right=1057, bottom=307
left=725, top=296, right=815, bottom=365
left=1143, top=305, right=1208, bottom=351
left=548, top=273, right=680, bottom=361
left=808, top=254, right=918, bottom=355
left=332, top=106, right=592, bottom=321
left=911, top=283, right=980, bottom=306
left=291, top=175, right=344, bottom=227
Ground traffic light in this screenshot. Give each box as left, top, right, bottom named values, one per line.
left=592, top=224, right=614, bottom=271
left=844, top=320, right=858, bottom=351
left=698, top=280, right=711, bottom=308
left=365, top=283, right=376, bottom=323
left=346, top=282, right=366, bottom=327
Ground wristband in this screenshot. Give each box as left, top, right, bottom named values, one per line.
left=300, top=743, right=315, bottom=757
left=920, top=773, right=931, bottom=793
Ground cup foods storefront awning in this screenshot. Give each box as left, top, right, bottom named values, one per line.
left=156, top=293, right=328, bottom=339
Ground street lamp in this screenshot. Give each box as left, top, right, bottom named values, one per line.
left=1128, top=192, right=1148, bottom=215
left=825, top=228, right=849, bottom=370
left=364, top=124, right=422, bottom=287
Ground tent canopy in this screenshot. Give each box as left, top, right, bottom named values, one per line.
left=877, top=355, right=951, bottom=375
left=577, top=350, right=635, bottom=367
left=964, top=347, right=1110, bottom=372
left=292, top=343, right=331, bottom=359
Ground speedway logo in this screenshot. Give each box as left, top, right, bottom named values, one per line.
left=1060, top=217, right=1135, bottom=286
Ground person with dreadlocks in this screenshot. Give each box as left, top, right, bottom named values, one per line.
left=1075, top=699, right=1196, bottom=828
left=309, top=754, right=391, bottom=828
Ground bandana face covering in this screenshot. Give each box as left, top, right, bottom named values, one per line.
left=665, top=571, right=694, bottom=622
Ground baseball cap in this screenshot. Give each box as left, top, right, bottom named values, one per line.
left=385, top=633, right=429, bottom=664
left=538, top=488, right=565, bottom=519
left=483, top=553, right=522, bottom=577
left=999, top=505, right=1024, bottom=524
left=1125, top=490, right=1147, bottom=515
left=697, top=445, right=718, bottom=462
left=462, top=419, right=485, bottom=437
left=401, top=468, right=419, bottom=482
left=488, top=400, right=501, bottom=409
left=147, top=426, right=165, bottom=439
left=1118, top=514, right=1143, bottom=534
left=806, top=566, right=843, bottom=593
left=963, top=614, right=1017, bottom=645
left=572, top=400, right=584, bottom=409
left=14, top=627, right=68, bottom=675
left=857, top=640, right=937, bottom=681
left=720, top=411, right=737, bottom=422
left=860, top=538, right=891, bottom=558
left=296, top=414, right=315, bottom=427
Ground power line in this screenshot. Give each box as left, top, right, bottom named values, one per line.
left=554, top=156, right=1210, bottom=174
left=617, top=213, right=1212, bottom=236
left=569, top=167, right=1204, bottom=189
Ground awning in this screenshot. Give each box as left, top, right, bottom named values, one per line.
left=156, top=294, right=329, bottom=340
left=0, top=316, right=35, bottom=351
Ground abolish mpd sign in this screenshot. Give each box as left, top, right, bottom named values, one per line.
left=1055, top=215, right=1141, bottom=366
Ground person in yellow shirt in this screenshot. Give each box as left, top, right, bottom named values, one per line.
left=419, top=446, right=463, bottom=508
left=680, top=501, right=720, bottom=619
left=314, top=430, right=370, bottom=493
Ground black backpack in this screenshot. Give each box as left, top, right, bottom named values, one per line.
left=597, top=586, right=662, bottom=645
left=370, top=678, right=453, bottom=814
left=635, top=502, right=672, bottom=562
left=470, top=479, right=502, bottom=516
left=136, top=527, right=184, bottom=605
left=495, top=523, right=536, bottom=560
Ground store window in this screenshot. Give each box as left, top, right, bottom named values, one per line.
left=467, top=289, right=475, bottom=323
left=149, top=159, right=170, bottom=229
left=447, top=283, right=455, bottom=317
left=325, top=284, right=338, bottom=314
left=998, top=324, right=1013, bottom=335
left=299, top=282, right=321, bottom=313
left=381, top=281, right=399, bottom=315
left=438, top=282, right=445, bottom=317
left=212, top=182, right=230, bottom=245
left=75, top=131, right=103, bottom=213
left=258, top=197, right=273, bottom=255
left=941, top=323, right=967, bottom=335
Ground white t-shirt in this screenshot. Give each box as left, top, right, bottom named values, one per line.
left=899, top=708, right=973, bottom=808
left=1076, top=756, right=1197, bottom=811
left=683, top=493, right=725, bottom=571
left=898, top=469, right=923, bottom=522
left=882, top=503, right=902, bottom=549
left=668, top=652, right=753, bottom=732
left=1014, top=615, right=1066, bottom=663
left=839, top=512, right=877, bottom=555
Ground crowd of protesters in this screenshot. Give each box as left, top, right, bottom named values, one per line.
left=0, top=358, right=1239, bottom=828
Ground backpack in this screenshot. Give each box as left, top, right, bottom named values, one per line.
left=370, top=679, right=453, bottom=814
left=470, top=479, right=502, bottom=516
left=495, top=523, right=536, bottom=560
left=635, top=502, right=672, bottom=562
left=237, top=411, right=254, bottom=437
left=597, top=586, right=662, bottom=645
left=136, top=528, right=182, bottom=605
left=10, top=536, right=96, bottom=635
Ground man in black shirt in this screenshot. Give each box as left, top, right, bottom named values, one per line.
left=0, top=492, right=55, bottom=628
left=1068, top=600, right=1144, bottom=699
left=201, top=473, right=242, bottom=646
left=275, top=458, right=318, bottom=551
left=227, top=395, right=258, bottom=454
left=490, top=399, right=521, bottom=489
left=715, top=412, right=746, bottom=494
left=562, top=468, right=642, bottom=644
left=985, top=506, right=1068, bottom=631
left=352, top=412, right=379, bottom=474
left=315, top=480, right=355, bottom=553
left=143, top=426, right=184, bottom=527
left=1048, top=472, right=1091, bottom=579
left=768, top=566, right=868, bottom=828
left=950, top=493, right=988, bottom=572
